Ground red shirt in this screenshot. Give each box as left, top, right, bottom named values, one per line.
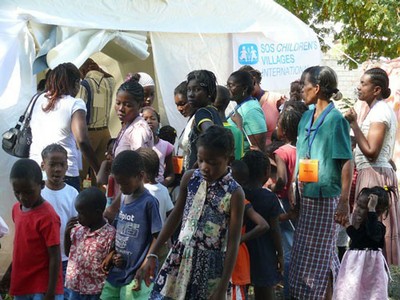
left=11, top=201, right=63, bottom=296
left=274, top=144, right=297, bottom=199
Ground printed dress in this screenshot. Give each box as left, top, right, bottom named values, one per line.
left=150, top=169, right=240, bottom=300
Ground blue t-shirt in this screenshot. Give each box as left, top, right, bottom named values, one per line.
left=107, top=190, right=162, bottom=286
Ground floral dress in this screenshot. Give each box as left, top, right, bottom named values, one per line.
left=150, top=169, right=239, bottom=300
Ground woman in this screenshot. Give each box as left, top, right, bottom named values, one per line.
left=30, top=63, right=99, bottom=191
left=289, top=66, right=353, bottom=299
left=125, top=72, right=156, bottom=107
left=227, top=70, right=267, bottom=153
left=345, top=67, right=399, bottom=265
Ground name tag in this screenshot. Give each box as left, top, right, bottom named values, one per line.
left=299, top=159, right=319, bottom=182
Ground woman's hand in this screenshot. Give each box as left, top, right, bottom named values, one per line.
left=334, top=197, right=349, bottom=224
left=344, top=107, right=357, bottom=125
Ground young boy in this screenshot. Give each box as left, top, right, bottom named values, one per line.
left=101, top=150, right=162, bottom=299
left=64, top=187, right=115, bottom=299
left=40, top=144, right=78, bottom=295
left=9, top=158, right=63, bottom=299
left=137, top=147, right=174, bottom=225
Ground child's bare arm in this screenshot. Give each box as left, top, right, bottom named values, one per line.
left=64, top=217, right=79, bottom=256
left=44, top=245, right=61, bottom=300
left=209, top=187, right=245, bottom=300
left=270, top=154, right=288, bottom=193
left=162, top=153, right=175, bottom=187
left=269, top=215, right=284, bottom=275
left=104, top=192, right=121, bottom=223
left=0, top=263, right=12, bottom=293
left=96, top=160, right=112, bottom=185
left=241, top=206, right=269, bottom=244
left=133, top=235, right=159, bottom=291
left=142, top=170, right=194, bottom=286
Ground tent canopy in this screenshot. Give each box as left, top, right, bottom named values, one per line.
left=0, top=0, right=321, bottom=269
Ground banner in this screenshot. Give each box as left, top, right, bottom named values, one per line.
left=232, top=33, right=322, bottom=91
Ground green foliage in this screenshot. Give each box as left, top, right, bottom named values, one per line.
left=276, top=0, right=400, bottom=69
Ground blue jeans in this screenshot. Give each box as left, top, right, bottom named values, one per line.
left=68, top=290, right=100, bottom=300
left=63, top=260, right=72, bottom=300
left=279, top=197, right=294, bottom=299
left=14, top=295, right=63, bottom=300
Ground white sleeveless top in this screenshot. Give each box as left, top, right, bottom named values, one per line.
left=354, top=101, right=397, bottom=170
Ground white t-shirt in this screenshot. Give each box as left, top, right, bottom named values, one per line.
left=144, top=183, right=174, bottom=225
left=30, top=94, right=86, bottom=177
left=42, top=184, right=78, bottom=261
left=355, top=100, right=397, bottom=170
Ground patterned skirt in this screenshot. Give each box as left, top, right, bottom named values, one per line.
left=356, top=166, right=400, bottom=265
left=333, top=249, right=389, bottom=300
left=149, top=241, right=224, bottom=300
left=289, top=195, right=340, bottom=299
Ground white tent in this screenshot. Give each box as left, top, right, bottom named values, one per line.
left=0, top=0, right=321, bottom=269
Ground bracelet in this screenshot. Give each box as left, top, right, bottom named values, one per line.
left=147, top=253, right=158, bottom=260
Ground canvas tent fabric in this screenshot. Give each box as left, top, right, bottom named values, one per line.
left=0, top=0, right=321, bottom=269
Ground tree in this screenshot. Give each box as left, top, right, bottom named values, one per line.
left=275, top=0, right=400, bottom=69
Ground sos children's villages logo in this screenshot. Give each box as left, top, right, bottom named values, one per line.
left=238, top=43, right=258, bottom=65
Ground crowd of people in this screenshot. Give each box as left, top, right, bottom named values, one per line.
left=0, top=60, right=399, bottom=300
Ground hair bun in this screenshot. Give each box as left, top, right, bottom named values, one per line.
left=332, top=90, right=343, bottom=101
left=382, top=88, right=391, bottom=99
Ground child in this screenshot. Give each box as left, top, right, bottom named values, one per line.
left=143, top=125, right=245, bottom=300
left=185, top=70, right=223, bottom=170
left=270, top=102, right=307, bottom=299
left=136, top=147, right=174, bottom=225
left=158, top=125, right=177, bottom=146
left=141, top=106, right=175, bottom=187
left=101, top=150, right=162, bottom=299
left=9, top=158, right=63, bottom=299
left=214, top=85, right=244, bottom=160
left=40, top=143, right=78, bottom=296
left=64, top=187, right=115, bottom=299
left=242, top=150, right=283, bottom=300
left=333, top=186, right=391, bottom=300
left=231, top=160, right=269, bottom=300
left=112, top=77, right=153, bottom=158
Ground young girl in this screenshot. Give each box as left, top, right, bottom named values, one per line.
left=242, top=150, right=283, bottom=300
left=142, top=125, right=245, bottom=300
left=141, top=106, right=175, bottom=187
left=333, top=186, right=391, bottom=300
left=112, top=77, right=153, bottom=157
left=185, top=70, right=223, bottom=170
left=270, top=101, right=307, bottom=299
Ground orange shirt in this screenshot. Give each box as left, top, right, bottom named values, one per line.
left=232, top=200, right=251, bottom=285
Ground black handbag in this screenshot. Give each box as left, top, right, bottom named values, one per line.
left=2, top=92, right=43, bottom=158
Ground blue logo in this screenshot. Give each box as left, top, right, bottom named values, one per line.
left=238, top=43, right=258, bottom=65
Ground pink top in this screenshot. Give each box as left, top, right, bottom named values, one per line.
left=66, top=223, right=115, bottom=294
left=274, top=144, right=296, bottom=199
left=113, top=115, right=154, bottom=157
left=153, top=138, right=174, bottom=183
left=260, top=91, right=286, bottom=145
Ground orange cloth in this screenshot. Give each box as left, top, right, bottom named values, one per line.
left=232, top=200, right=251, bottom=285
